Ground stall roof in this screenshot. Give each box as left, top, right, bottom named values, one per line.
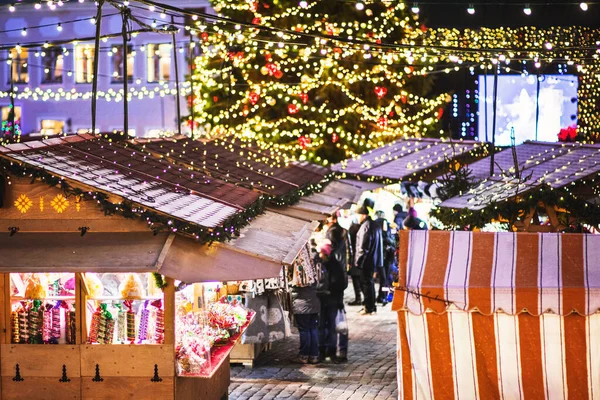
left=441, top=141, right=600, bottom=210
left=0, top=212, right=318, bottom=282
left=392, top=230, right=600, bottom=316
left=333, top=138, right=484, bottom=181
left=0, top=134, right=331, bottom=230
left=134, top=136, right=329, bottom=196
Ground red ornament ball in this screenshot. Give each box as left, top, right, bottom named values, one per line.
left=374, top=86, right=387, bottom=99
left=288, top=104, right=299, bottom=114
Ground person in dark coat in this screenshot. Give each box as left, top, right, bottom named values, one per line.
left=355, top=206, right=383, bottom=315
left=317, top=213, right=350, bottom=362
left=291, top=283, right=320, bottom=364
left=374, top=211, right=395, bottom=305
left=393, top=203, right=408, bottom=230
left=347, top=218, right=362, bottom=305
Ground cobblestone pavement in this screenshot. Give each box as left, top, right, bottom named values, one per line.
left=229, top=293, right=398, bottom=400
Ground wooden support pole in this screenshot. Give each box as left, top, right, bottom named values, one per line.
left=163, top=277, right=175, bottom=345
left=91, top=0, right=105, bottom=136
left=171, top=16, right=182, bottom=136
left=121, top=8, right=130, bottom=137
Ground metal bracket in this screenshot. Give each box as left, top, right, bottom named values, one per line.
left=150, top=364, right=162, bottom=382
left=59, top=364, right=71, bottom=383
left=13, top=364, right=23, bottom=382
left=92, top=364, right=103, bottom=382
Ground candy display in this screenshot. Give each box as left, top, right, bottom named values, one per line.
left=124, top=300, right=136, bottom=343
left=175, top=283, right=254, bottom=377
left=207, top=301, right=249, bottom=331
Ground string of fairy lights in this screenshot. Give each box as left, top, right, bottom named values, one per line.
left=1, top=0, right=600, bottom=160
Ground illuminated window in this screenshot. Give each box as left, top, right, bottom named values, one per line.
left=76, top=128, right=100, bottom=134
left=40, top=119, right=64, bottom=135
left=8, top=48, right=28, bottom=84
left=42, top=47, right=63, bottom=84
left=146, top=44, right=171, bottom=83
left=111, top=45, right=134, bottom=83
left=75, top=44, right=95, bottom=83
left=1, top=105, right=22, bottom=136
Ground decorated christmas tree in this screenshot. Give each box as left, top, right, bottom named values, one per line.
left=188, top=0, right=448, bottom=164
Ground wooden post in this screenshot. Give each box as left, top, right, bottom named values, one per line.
left=91, top=0, right=105, bottom=136
left=163, top=277, right=175, bottom=345
left=490, top=64, right=499, bottom=176
left=76, top=272, right=87, bottom=344
left=1, top=274, right=9, bottom=344
left=171, top=16, right=182, bottom=136
left=121, top=8, right=130, bottom=137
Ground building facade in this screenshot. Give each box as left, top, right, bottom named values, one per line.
left=0, top=0, right=207, bottom=137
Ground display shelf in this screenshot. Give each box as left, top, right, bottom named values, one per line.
left=86, top=295, right=163, bottom=301
left=10, top=295, right=76, bottom=301
left=196, top=311, right=255, bottom=379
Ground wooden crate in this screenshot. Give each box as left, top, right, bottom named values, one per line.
left=81, top=377, right=174, bottom=400
left=230, top=342, right=268, bottom=368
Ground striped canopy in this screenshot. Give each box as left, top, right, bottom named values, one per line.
left=392, top=230, right=600, bottom=316
left=393, top=231, right=600, bottom=400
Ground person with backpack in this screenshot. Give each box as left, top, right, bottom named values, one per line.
left=317, top=212, right=350, bottom=363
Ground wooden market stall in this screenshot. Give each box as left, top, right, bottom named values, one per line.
left=0, top=133, right=336, bottom=400
left=392, top=230, right=600, bottom=399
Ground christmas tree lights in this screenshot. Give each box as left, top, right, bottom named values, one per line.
left=187, top=0, right=447, bottom=164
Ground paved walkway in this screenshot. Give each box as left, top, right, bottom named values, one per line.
left=229, top=294, right=398, bottom=400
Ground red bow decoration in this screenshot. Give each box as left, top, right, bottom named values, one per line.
left=332, top=133, right=339, bottom=143
left=288, top=104, right=299, bottom=114
left=299, top=93, right=309, bottom=104
left=298, top=135, right=311, bottom=149
left=374, top=86, right=387, bottom=99
left=378, top=116, right=388, bottom=129
left=558, top=125, right=578, bottom=142
left=248, top=92, right=260, bottom=105
left=436, top=107, right=444, bottom=120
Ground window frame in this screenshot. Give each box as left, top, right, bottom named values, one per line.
left=41, top=47, right=64, bottom=85
left=146, top=43, right=172, bottom=83
left=110, top=44, right=134, bottom=84
left=74, top=44, right=95, bottom=84
left=7, top=48, right=29, bottom=84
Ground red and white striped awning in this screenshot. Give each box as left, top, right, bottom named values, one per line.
left=392, top=230, right=600, bottom=316
left=392, top=231, right=600, bottom=400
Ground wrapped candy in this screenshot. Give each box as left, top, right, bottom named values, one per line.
left=25, top=275, right=48, bottom=299
left=88, top=306, right=101, bottom=344
left=84, top=273, right=104, bottom=298
left=117, top=306, right=127, bottom=344
left=11, top=311, right=19, bottom=343
left=137, top=301, right=150, bottom=343
left=51, top=303, right=61, bottom=340
left=28, top=300, right=43, bottom=344
left=42, top=305, right=52, bottom=343
left=123, top=300, right=136, bottom=343
left=18, top=302, right=29, bottom=344
left=119, top=274, right=146, bottom=300
left=152, top=300, right=164, bottom=345
left=95, top=303, right=114, bottom=344
left=67, top=310, right=76, bottom=344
